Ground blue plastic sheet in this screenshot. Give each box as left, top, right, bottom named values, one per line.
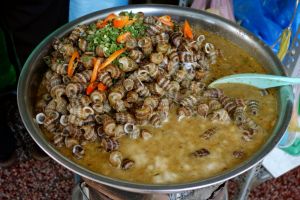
left=69, top=0, right=128, bottom=22
left=234, top=0, right=300, bottom=53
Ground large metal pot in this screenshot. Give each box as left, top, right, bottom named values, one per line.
left=17, top=4, right=293, bottom=193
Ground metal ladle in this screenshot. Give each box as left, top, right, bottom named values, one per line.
left=208, top=73, right=300, bottom=89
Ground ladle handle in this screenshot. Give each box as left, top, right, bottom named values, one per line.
left=209, top=74, right=300, bottom=89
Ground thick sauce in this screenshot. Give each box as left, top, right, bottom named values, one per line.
left=43, top=31, right=278, bottom=184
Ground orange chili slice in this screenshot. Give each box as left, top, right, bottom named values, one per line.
left=98, top=48, right=126, bottom=72
left=117, top=32, right=131, bottom=43
left=159, top=15, right=174, bottom=27
left=98, top=82, right=107, bottom=91
left=67, top=51, right=79, bottom=77
left=183, top=20, right=193, bottom=39
left=90, top=58, right=101, bottom=83
left=96, top=13, right=117, bottom=29
left=86, top=82, right=99, bottom=95
left=113, top=16, right=129, bottom=29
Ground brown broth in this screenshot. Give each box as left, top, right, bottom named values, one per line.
left=41, top=31, right=277, bottom=184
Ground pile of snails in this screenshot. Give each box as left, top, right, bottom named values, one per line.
left=35, top=13, right=260, bottom=169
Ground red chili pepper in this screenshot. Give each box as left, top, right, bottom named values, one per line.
left=98, top=82, right=107, bottom=91
left=159, top=15, right=174, bottom=27
left=67, top=51, right=79, bottom=77
left=86, top=82, right=98, bottom=95
left=117, top=32, right=131, bottom=43
left=113, top=16, right=129, bottom=29
left=90, top=58, right=101, bottom=83
left=96, top=13, right=117, bottom=29
left=183, top=20, right=193, bottom=39
left=98, top=48, right=126, bottom=72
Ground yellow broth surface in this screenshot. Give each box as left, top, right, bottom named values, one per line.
left=42, top=31, right=277, bottom=184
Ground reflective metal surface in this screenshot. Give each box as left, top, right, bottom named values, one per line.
left=17, top=4, right=293, bottom=193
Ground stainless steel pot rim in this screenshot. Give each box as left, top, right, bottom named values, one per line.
left=17, top=4, right=293, bottom=193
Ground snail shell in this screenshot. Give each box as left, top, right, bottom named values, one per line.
left=200, top=127, right=217, bottom=140
left=109, top=151, right=123, bottom=167
left=101, top=138, right=119, bottom=152
left=191, top=148, right=210, bottom=158
left=81, top=55, right=94, bottom=69
left=98, top=71, right=113, bottom=87
left=136, top=84, right=151, bottom=98
left=115, top=112, right=135, bottom=124
left=141, top=129, right=152, bottom=140
left=125, top=37, right=137, bottom=50
left=105, top=64, right=123, bottom=79
left=82, top=125, right=97, bottom=141
left=90, top=90, right=106, bottom=104
left=126, top=91, right=139, bottom=103
left=36, top=113, right=46, bottom=124
left=203, top=88, right=223, bottom=99
left=147, top=24, right=162, bottom=36
left=168, top=48, right=179, bottom=63
left=121, top=158, right=135, bottom=170
left=66, top=83, right=85, bottom=98
left=190, top=81, right=205, bottom=94
left=143, top=96, right=159, bottom=110
left=65, top=137, right=79, bottom=148
left=69, top=25, right=87, bottom=42
left=138, top=37, right=153, bottom=56
left=51, top=63, right=67, bottom=75
left=150, top=52, right=164, bottom=65
left=124, top=123, right=140, bottom=139
left=209, top=109, right=231, bottom=123
left=129, top=49, right=143, bottom=63
left=156, top=43, right=170, bottom=54
left=50, top=84, right=66, bottom=98
left=233, top=107, right=247, bottom=125
left=118, top=57, right=138, bottom=72
left=103, top=115, right=116, bottom=136
left=72, top=70, right=92, bottom=83
left=208, top=100, right=222, bottom=112
left=149, top=112, right=162, bottom=128
left=123, top=78, right=135, bottom=92
left=72, top=144, right=85, bottom=159
left=92, top=103, right=104, bottom=114
left=171, top=32, right=182, bottom=48
left=135, top=105, right=152, bottom=120
left=180, top=95, right=198, bottom=107
left=197, top=104, right=209, bottom=118
left=247, top=100, right=259, bottom=116
left=177, top=106, right=193, bottom=121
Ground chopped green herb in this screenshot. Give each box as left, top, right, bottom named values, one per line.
left=85, top=14, right=147, bottom=57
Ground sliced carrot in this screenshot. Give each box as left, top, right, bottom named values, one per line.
left=96, top=13, right=117, bottom=29
left=159, top=15, right=171, bottom=22
left=98, top=48, right=126, bottom=71
left=98, top=82, right=107, bottom=91
left=160, top=19, right=174, bottom=27
left=113, top=16, right=129, bottom=29
left=159, top=15, right=174, bottom=27
left=105, top=13, right=117, bottom=22
left=183, top=20, right=193, bottom=39
left=90, top=58, right=101, bottom=83
left=67, top=51, right=79, bottom=77
left=86, top=82, right=99, bottom=95
left=117, top=32, right=131, bottom=43
left=96, top=20, right=107, bottom=29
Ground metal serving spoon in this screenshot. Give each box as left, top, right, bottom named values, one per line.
left=208, top=73, right=300, bottom=89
